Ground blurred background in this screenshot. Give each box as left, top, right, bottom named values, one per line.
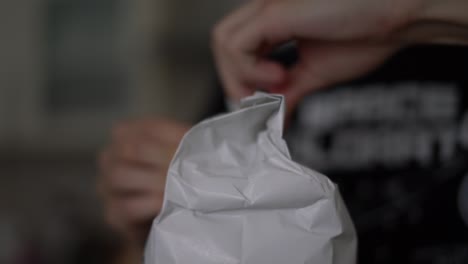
left=2, top=0, right=468, bottom=263
left=0, top=0, right=240, bottom=263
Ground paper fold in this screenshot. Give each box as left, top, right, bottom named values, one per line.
left=145, top=93, right=357, bottom=264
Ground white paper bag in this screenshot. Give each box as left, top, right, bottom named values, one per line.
left=144, top=93, right=357, bottom=264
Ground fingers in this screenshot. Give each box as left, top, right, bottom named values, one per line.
left=276, top=41, right=397, bottom=114
left=109, top=119, right=188, bottom=167
left=104, top=192, right=163, bottom=227
left=212, top=1, right=262, bottom=101
left=213, top=0, right=403, bottom=117
left=98, top=118, right=191, bottom=244
left=109, top=138, right=175, bottom=169
left=112, top=118, right=188, bottom=147
left=212, top=1, right=290, bottom=102
left=98, top=149, right=166, bottom=231
left=103, top=193, right=161, bottom=245
left=100, top=153, right=165, bottom=195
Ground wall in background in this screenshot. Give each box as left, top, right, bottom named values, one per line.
left=0, top=0, right=240, bottom=263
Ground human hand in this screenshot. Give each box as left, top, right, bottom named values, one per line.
left=212, top=0, right=422, bottom=112
left=98, top=118, right=190, bottom=246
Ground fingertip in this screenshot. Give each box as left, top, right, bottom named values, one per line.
left=256, top=60, right=287, bottom=82
left=98, top=149, right=107, bottom=164
left=265, top=76, right=291, bottom=94
left=245, top=60, right=287, bottom=91
left=111, top=121, right=130, bottom=143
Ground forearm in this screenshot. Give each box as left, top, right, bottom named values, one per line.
left=421, top=0, right=468, bottom=26
left=400, top=0, right=468, bottom=45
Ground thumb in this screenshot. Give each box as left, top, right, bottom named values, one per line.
left=272, top=50, right=326, bottom=116
left=282, top=76, right=323, bottom=118
left=230, top=1, right=299, bottom=86
left=233, top=1, right=298, bottom=53
left=272, top=41, right=398, bottom=114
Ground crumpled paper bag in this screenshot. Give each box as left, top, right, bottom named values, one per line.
left=144, top=93, right=357, bottom=264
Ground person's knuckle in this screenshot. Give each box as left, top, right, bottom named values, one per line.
left=97, top=150, right=108, bottom=169
left=261, top=0, right=279, bottom=13
left=113, top=162, right=127, bottom=177
left=140, top=118, right=159, bottom=131
left=122, top=204, right=140, bottom=221
left=118, top=140, right=141, bottom=160
left=258, top=0, right=272, bottom=11
left=221, top=36, right=241, bottom=58
left=111, top=122, right=128, bottom=142
left=119, top=141, right=134, bottom=157
left=148, top=123, right=165, bottom=138
left=105, top=164, right=124, bottom=187
left=230, top=33, right=243, bottom=52
left=104, top=209, right=121, bottom=230
left=212, top=22, right=228, bottom=48
left=96, top=179, right=107, bottom=198
left=260, top=2, right=282, bottom=27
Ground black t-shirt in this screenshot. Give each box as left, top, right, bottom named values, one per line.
left=286, top=45, right=468, bottom=263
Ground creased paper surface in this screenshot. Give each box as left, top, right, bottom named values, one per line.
left=144, top=93, right=357, bottom=264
